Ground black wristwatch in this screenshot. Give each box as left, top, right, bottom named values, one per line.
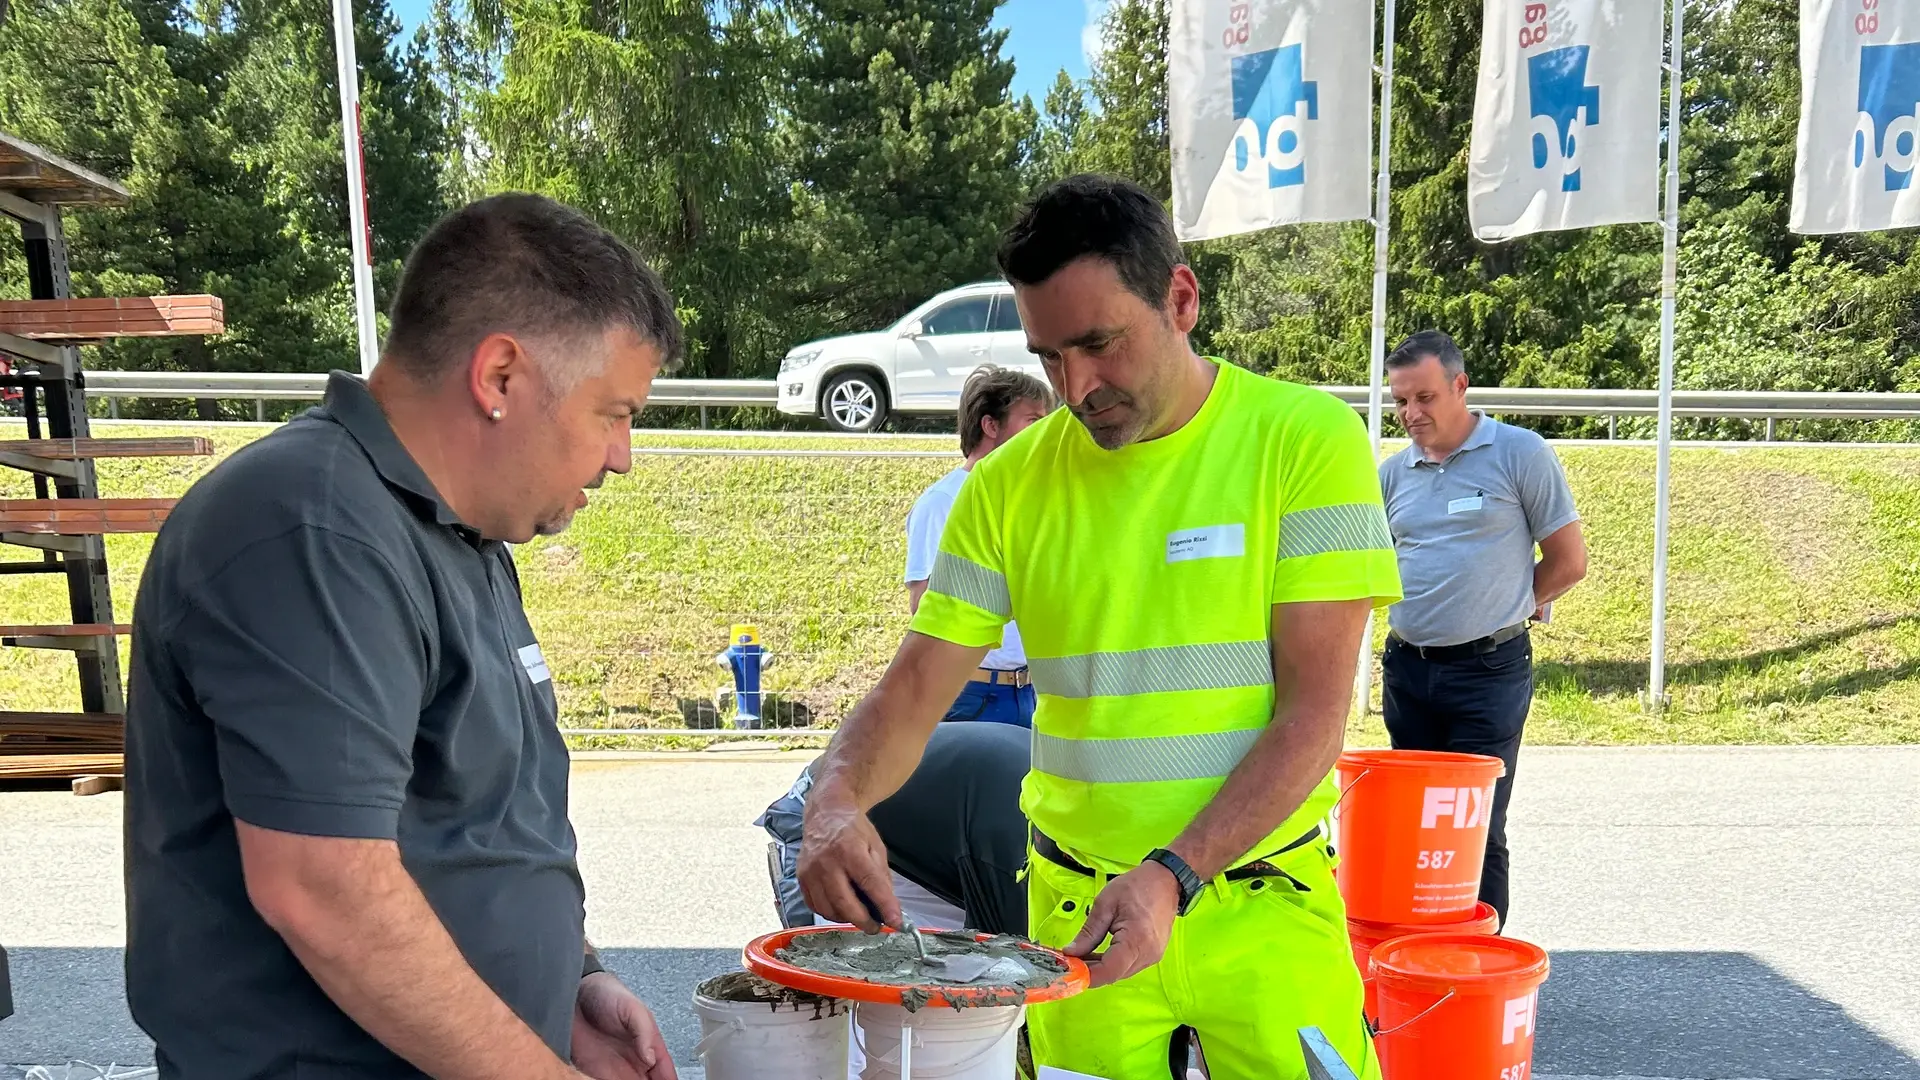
left=1145, top=848, right=1206, bottom=916
left=582, top=945, right=606, bottom=980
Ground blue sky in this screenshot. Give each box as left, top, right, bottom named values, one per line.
left=387, top=0, right=1099, bottom=106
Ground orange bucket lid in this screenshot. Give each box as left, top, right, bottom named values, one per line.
left=1338, top=749, right=1507, bottom=778
left=1369, top=932, right=1550, bottom=995
left=1349, top=902, right=1502, bottom=943
left=743, top=926, right=1090, bottom=1010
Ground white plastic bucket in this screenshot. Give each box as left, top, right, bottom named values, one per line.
left=693, top=973, right=851, bottom=1080
left=855, top=1001, right=1025, bottom=1080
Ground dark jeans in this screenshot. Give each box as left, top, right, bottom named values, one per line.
left=1381, top=631, right=1533, bottom=929
left=943, top=675, right=1036, bottom=727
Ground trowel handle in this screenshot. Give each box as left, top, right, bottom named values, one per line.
left=851, top=883, right=899, bottom=933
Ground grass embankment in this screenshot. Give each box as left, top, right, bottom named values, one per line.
left=3, top=423, right=1917, bottom=745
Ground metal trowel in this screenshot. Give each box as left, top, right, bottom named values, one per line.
left=854, top=886, right=999, bottom=983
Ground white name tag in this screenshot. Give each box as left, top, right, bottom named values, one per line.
left=1448, top=496, right=1485, bottom=514
left=1165, top=523, right=1246, bottom=564
left=518, top=642, right=551, bottom=685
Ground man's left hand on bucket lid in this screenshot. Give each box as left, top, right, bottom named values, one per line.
left=1063, top=859, right=1181, bottom=987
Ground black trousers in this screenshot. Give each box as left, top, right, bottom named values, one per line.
left=1381, top=631, right=1533, bottom=929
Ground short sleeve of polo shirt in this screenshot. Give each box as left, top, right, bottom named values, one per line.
left=908, top=464, right=1009, bottom=649
left=172, top=524, right=428, bottom=840
left=1515, top=437, right=1581, bottom=542
left=1272, top=395, right=1402, bottom=607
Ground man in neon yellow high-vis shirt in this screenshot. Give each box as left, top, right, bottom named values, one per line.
left=798, top=175, right=1401, bottom=1080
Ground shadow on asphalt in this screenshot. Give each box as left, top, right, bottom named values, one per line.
left=4, top=947, right=1916, bottom=1078
left=0, top=946, right=743, bottom=1068
left=1537, top=950, right=1919, bottom=1079
left=1538, top=612, right=1920, bottom=699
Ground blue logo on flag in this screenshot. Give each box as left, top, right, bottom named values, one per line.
left=1231, top=44, right=1318, bottom=188
left=1855, top=42, right=1920, bottom=191
left=1527, top=46, right=1601, bottom=192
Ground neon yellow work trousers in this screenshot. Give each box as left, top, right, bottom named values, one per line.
left=1025, top=839, right=1382, bottom=1080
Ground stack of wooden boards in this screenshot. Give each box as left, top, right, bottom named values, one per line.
left=0, top=295, right=224, bottom=340
left=1, top=434, right=213, bottom=792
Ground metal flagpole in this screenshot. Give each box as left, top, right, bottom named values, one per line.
left=1647, top=0, right=1684, bottom=710
left=331, top=0, right=380, bottom=376
left=1355, top=0, right=1398, bottom=718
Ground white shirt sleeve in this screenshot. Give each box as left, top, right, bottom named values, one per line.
left=904, top=487, right=956, bottom=585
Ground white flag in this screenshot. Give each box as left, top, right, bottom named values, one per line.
left=1791, top=0, right=1920, bottom=233
left=1170, top=0, right=1376, bottom=242
left=1466, top=0, right=1663, bottom=241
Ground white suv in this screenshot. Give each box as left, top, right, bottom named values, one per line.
left=775, top=281, right=1044, bottom=433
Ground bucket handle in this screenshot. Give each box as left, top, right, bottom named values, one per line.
left=1331, top=768, right=1374, bottom=816
left=1370, top=989, right=1456, bottom=1038
left=693, top=1016, right=746, bottom=1062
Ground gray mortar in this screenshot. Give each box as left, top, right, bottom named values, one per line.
left=696, top=971, right=848, bottom=1020
left=774, top=930, right=1068, bottom=1013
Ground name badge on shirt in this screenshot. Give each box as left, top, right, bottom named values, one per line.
left=1166, top=523, right=1246, bottom=564
left=518, top=642, right=552, bottom=685
left=1447, top=496, right=1485, bottom=515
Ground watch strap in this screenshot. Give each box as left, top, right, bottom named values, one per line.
left=1145, top=848, right=1205, bottom=915
left=582, top=946, right=606, bottom=980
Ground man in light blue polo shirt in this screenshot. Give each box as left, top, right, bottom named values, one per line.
left=905, top=364, right=1053, bottom=726
left=1379, top=329, right=1588, bottom=929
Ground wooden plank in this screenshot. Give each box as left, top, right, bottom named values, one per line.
left=0, top=295, right=224, bottom=339
left=0, top=711, right=124, bottom=744
left=0, top=753, right=123, bottom=779
left=0, top=738, right=123, bottom=755
left=0, top=498, right=173, bottom=533
left=72, top=774, right=125, bottom=796
left=0, top=436, right=213, bottom=459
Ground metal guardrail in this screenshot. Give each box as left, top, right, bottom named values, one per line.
left=70, top=371, right=1920, bottom=424
left=80, top=371, right=775, bottom=407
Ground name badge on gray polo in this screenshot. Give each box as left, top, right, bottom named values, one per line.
left=1166, top=523, right=1246, bottom=564
left=1447, top=496, right=1485, bottom=514
left=518, top=643, right=551, bottom=685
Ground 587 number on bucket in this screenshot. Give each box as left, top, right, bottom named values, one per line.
left=1501, top=1066, right=1530, bottom=1080
left=1415, top=849, right=1457, bottom=869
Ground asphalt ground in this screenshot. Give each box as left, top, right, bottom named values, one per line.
left=3, top=745, right=1915, bottom=1079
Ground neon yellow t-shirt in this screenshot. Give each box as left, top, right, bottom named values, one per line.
left=910, top=359, right=1402, bottom=870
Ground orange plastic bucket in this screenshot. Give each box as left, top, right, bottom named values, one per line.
left=1347, top=902, right=1498, bottom=1019
left=1370, top=933, right=1549, bottom=1080
left=1334, top=750, right=1506, bottom=923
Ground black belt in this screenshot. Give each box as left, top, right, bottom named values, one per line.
left=1388, top=622, right=1528, bottom=662
left=1032, top=826, right=1322, bottom=884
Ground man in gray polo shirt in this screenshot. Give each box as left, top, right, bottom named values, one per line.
left=124, top=194, right=682, bottom=1080
left=1378, top=329, right=1588, bottom=929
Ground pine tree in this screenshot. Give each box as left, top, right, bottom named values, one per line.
left=1074, top=0, right=1169, bottom=199
left=474, top=0, right=791, bottom=378
left=780, top=0, right=1030, bottom=334
left=0, top=0, right=449, bottom=417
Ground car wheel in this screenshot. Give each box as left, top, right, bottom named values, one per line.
left=821, top=372, right=888, bottom=433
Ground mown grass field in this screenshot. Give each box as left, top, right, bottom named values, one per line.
left=4, top=421, right=1918, bottom=745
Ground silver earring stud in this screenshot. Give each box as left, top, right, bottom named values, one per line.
left=490, top=408, right=503, bottom=420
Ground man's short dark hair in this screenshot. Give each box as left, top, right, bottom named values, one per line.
left=382, top=193, right=683, bottom=389
left=1387, top=329, right=1465, bottom=377
left=996, top=174, right=1184, bottom=308
left=959, top=365, right=1053, bottom=456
